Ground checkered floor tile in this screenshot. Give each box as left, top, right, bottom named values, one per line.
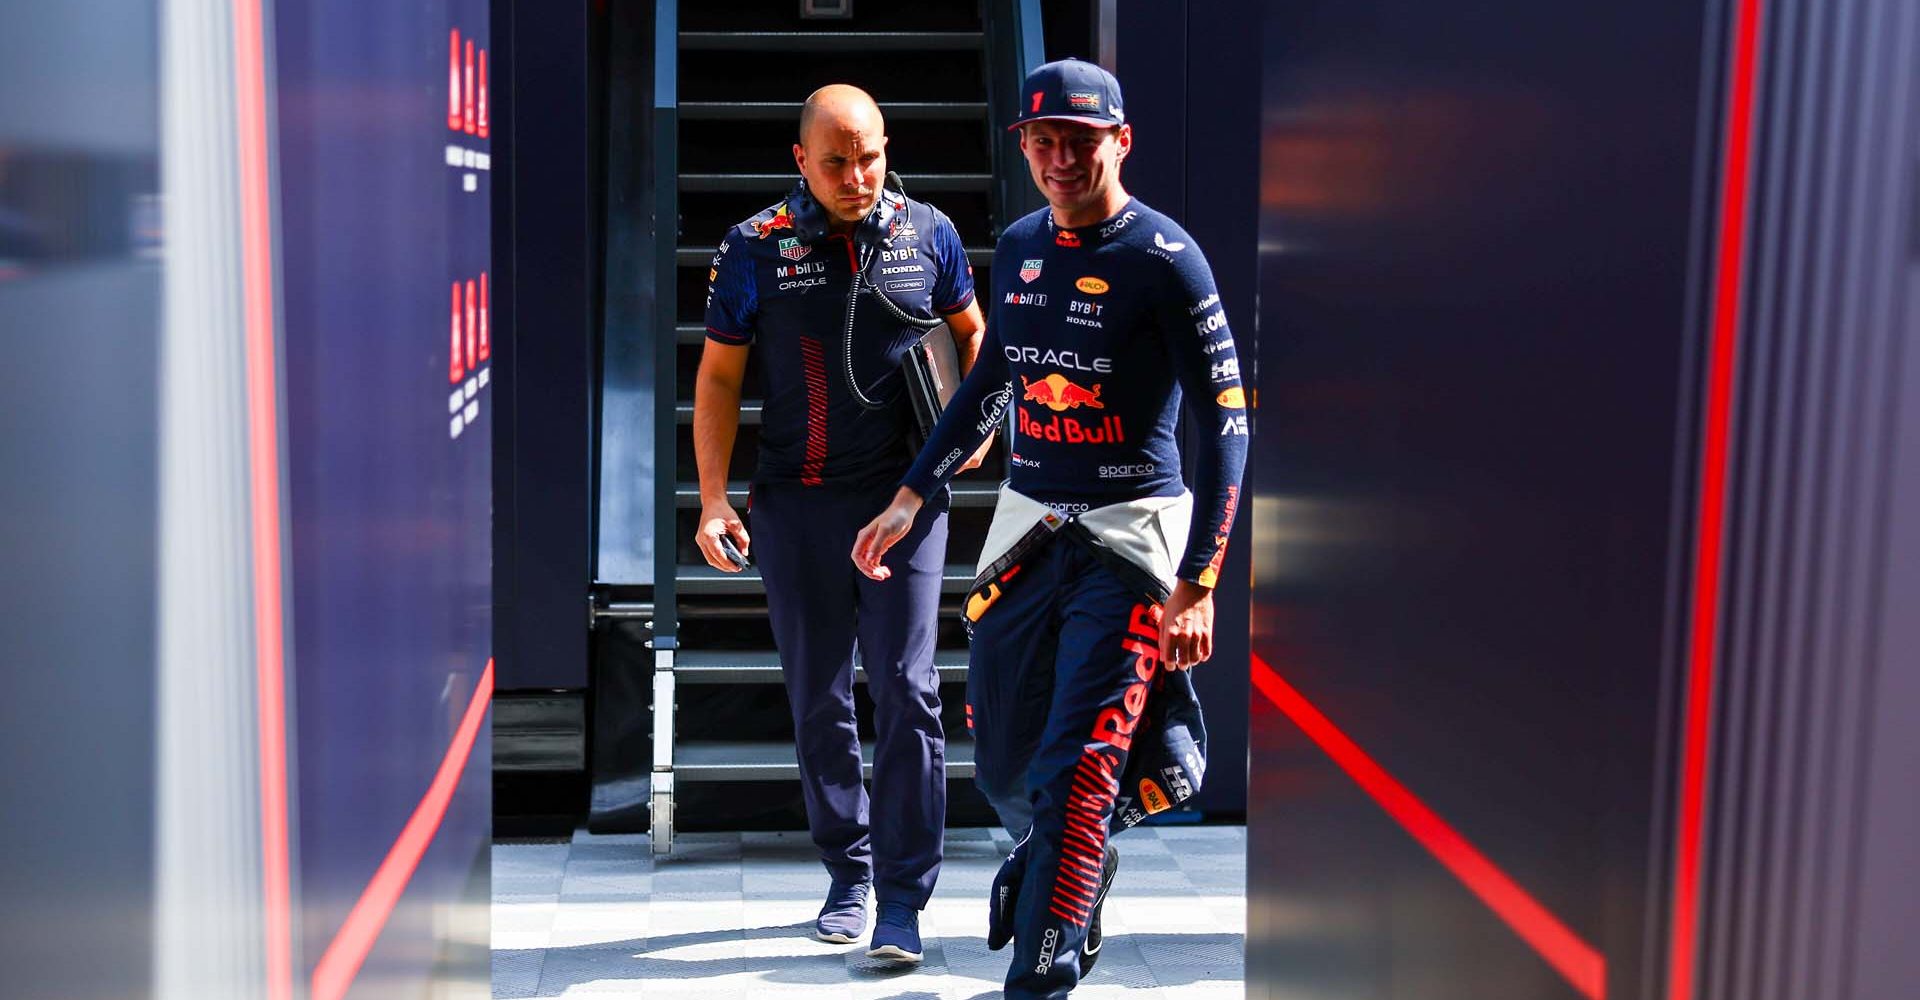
left=493, top=825, right=1245, bottom=998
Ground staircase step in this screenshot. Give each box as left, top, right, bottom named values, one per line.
left=676, top=401, right=762, bottom=425
left=679, top=101, right=987, bottom=121
left=680, top=31, right=984, bottom=51
left=678, top=245, right=992, bottom=267
left=675, top=739, right=976, bottom=782
left=675, top=649, right=969, bottom=684
left=677, top=564, right=974, bottom=596
left=680, top=173, right=991, bottom=193
left=675, top=481, right=999, bottom=508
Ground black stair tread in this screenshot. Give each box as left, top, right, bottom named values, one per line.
left=675, top=649, right=969, bottom=684
left=679, top=101, right=987, bottom=121
left=678, top=245, right=992, bottom=267
left=680, top=172, right=992, bottom=193
left=680, top=31, right=985, bottom=51
left=676, top=598, right=972, bottom=619
left=676, top=401, right=761, bottom=425
left=677, top=564, right=974, bottom=596
left=676, top=739, right=976, bottom=782
left=674, top=481, right=998, bottom=507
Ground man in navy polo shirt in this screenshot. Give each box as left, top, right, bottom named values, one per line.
left=853, top=60, right=1248, bottom=997
left=693, top=84, right=988, bottom=964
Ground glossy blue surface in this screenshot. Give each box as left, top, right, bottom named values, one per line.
left=1246, top=2, right=1710, bottom=997
left=274, top=0, right=492, bottom=988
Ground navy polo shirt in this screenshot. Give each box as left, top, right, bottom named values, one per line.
left=705, top=183, right=976, bottom=487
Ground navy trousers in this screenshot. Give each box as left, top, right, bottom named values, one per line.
left=751, top=480, right=950, bottom=908
left=967, top=538, right=1163, bottom=999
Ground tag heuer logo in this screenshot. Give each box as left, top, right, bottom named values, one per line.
left=778, top=237, right=810, bottom=261
left=1019, top=259, right=1044, bottom=283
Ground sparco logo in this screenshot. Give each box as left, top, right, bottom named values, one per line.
left=1035, top=928, right=1059, bottom=975
left=931, top=447, right=965, bottom=477
left=1099, top=463, right=1156, bottom=479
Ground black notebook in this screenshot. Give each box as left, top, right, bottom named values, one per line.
left=900, top=321, right=961, bottom=449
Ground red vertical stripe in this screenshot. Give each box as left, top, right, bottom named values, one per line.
left=231, top=1, right=292, bottom=997
left=1250, top=655, right=1607, bottom=999
left=1667, top=2, right=1765, bottom=998
left=464, top=278, right=478, bottom=375
left=799, top=337, right=829, bottom=485
left=462, top=40, right=476, bottom=134
left=447, top=30, right=463, bottom=129
left=477, top=49, right=489, bottom=138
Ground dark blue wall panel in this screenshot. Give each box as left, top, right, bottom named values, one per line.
left=1114, top=0, right=1258, bottom=817
left=274, top=0, right=493, bottom=987
left=490, top=0, right=594, bottom=690
left=1246, top=2, right=1711, bottom=997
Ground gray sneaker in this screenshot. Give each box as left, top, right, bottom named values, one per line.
left=814, top=879, right=871, bottom=943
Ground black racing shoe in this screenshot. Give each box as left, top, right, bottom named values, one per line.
left=1080, top=842, right=1121, bottom=975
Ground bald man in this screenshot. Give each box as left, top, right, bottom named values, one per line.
left=694, top=85, right=988, bottom=962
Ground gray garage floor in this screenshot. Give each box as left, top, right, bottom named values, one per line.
left=492, top=825, right=1246, bottom=998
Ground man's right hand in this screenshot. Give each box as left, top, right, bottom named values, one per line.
left=695, top=500, right=751, bottom=573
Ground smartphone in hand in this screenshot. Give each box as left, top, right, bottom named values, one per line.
left=717, top=533, right=749, bottom=570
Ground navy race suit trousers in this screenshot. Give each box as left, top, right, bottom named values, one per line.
left=967, top=535, right=1164, bottom=999
left=751, top=479, right=951, bottom=907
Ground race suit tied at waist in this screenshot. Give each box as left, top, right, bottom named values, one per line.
left=962, top=485, right=1208, bottom=830
left=966, top=484, right=1193, bottom=616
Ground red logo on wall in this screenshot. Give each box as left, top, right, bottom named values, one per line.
left=449, top=273, right=492, bottom=383
left=449, top=28, right=488, bottom=137
left=448, top=30, right=462, bottom=130
left=448, top=271, right=493, bottom=441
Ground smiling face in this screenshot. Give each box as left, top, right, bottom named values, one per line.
left=1020, top=118, right=1131, bottom=227
left=793, top=95, right=888, bottom=230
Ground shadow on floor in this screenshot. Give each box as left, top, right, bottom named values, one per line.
left=496, top=922, right=1243, bottom=996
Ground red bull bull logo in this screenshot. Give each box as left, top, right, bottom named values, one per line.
left=752, top=203, right=795, bottom=239
left=1055, top=229, right=1081, bottom=248
left=1021, top=373, right=1104, bottom=411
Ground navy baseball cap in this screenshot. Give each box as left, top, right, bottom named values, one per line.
left=1007, top=58, right=1126, bottom=131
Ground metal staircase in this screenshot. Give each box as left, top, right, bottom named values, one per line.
left=619, top=0, right=1044, bottom=853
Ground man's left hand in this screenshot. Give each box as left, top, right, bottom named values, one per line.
left=1159, top=580, right=1214, bottom=671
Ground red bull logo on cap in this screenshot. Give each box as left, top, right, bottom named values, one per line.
left=752, top=203, right=795, bottom=239
left=1022, top=373, right=1104, bottom=412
